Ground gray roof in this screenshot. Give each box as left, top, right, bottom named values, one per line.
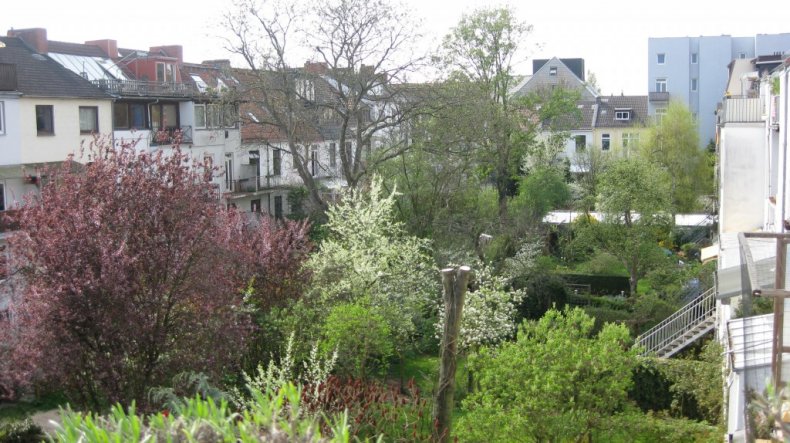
left=594, top=95, right=649, bottom=128
left=511, top=57, right=598, bottom=100
left=0, top=37, right=111, bottom=99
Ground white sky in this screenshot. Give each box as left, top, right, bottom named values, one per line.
left=4, top=0, right=790, bottom=95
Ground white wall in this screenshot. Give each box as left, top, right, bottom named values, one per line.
left=719, top=124, right=766, bottom=233
left=0, top=96, right=22, bottom=165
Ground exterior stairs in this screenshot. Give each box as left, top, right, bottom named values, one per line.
left=636, top=286, right=716, bottom=358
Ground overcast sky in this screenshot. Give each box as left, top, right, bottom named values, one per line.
left=4, top=0, right=789, bottom=95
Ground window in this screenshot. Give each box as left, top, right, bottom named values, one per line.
left=113, top=102, right=147, bottom=129
left=614, top=110, right=631, bottom=121
left=156, top=62, right=175, bottom=83
left=655, top=108, right=667, bottom=124
left=601, top=133, right=610, bottom=151
left=194, top=104, right=206, bottom=128
left=35, top=105, right=54, bottom=135
left=657, top=53, right=666, bottom=64
left=549, top=66, right=557, bottom=76
left=329, top=142, right=336, bottom=167
left=574, top=135, right=586, bottom=152
left=251, top=199, right=261, bottom=213
left=738, top=52, right=746, bottom=59
left=274, top=195, right=283, bottom=219
left=296, top=78, right=315, bottom=101
left=203, top=153, right=214, bottom=168
left=204, top=104, right=236, bottom=128
left=0, top=101, right=4, bottom=135
left=623, top=133, right=640, bottom=149
left=79, top=106, right=98, bottom=134
left=655, top=78, right=667, bottom=93
left=224, top=154, right=233, bottom=191
left=691, top=78, right=698, bottom=92
left=150, top=103, right=178, bottom=131
left=272, top=149, right=282, bottom=176
left=691, top=53, right=698, bottom=64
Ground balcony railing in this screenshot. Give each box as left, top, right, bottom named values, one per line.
left=649, top=91, right=670, bottom=102
left=91, top=79, right=197, bottom=97
left=229, top=175, right=304, bottom=194
left=720, top=96, right=765, bottom=124
left=149, top=126, right=193, bottom=146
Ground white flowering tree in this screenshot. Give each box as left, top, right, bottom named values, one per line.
left=307, top=176, right=438, bottom=366
left=437, top=264, right=525, bottom=352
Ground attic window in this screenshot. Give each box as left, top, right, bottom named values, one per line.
left=191, top=74, right=208, bottom=92
left=247, top=112, right=260, bottom=123
left=549, top=66, right=557, bottom=76
left=614, top=110, right=631, bottom=121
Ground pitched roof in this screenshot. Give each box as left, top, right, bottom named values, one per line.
left=0, top=36, right=111, bottom=99
left=594, top=95, right=649, bottom=128
left=511, top=57, right=598, bottom=100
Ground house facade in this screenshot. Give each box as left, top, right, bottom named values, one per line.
left=511, top=57, right=598, bottom=100
left=647, top=33, right=790, bottom=147
left=0, top=35, right=112, bottom=210
left=6, top=27, right=241, bottom=201
left=714, top=54, right=790, bottom=441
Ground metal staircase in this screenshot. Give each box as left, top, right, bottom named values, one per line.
left=636, top=286, right=716, bottom=358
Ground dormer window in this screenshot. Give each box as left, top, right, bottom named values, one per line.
left=156, top=62, right=175, bottom=83
left=549, top=66, right=557, bottom=76
left=296, top=78, right=315, bottom=101
left=614, top=110, right=631, bottom=121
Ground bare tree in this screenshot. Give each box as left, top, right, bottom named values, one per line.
left=224, top=0, right=424, bottom=210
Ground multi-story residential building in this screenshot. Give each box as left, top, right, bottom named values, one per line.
left=647, top=33, right=790, bottom=147
left=6, top=27, right=241, bottom=200
left=713, top=53, right=790, bottom=441
left=548, top=94, right=649, bottom=171
left=0, top=35, right=112, bottom=210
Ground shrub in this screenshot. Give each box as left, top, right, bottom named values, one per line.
left=49, top=384, right=349, bottom=443
left=321, top=302, right=393, bottom=379
left=0, top=418, right=44, bottom=443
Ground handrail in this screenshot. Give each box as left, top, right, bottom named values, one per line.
left=636, top=286, right=716, bottom=356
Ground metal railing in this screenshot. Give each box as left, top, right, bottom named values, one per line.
left=636, top=286, right=716, bottom=356
left=229, top=175, right=303, bottom=193
left=91, top=79, right=197, bottom=97
left=149, top=126, right=193, bottom=146
left=720, top=96, right=765, bottom=124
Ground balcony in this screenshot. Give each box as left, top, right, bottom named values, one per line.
left=91, top=78, right=197, bottom=98
left=149, top=126, right=193, bottom=146
left=228, top=175, right=304, bottom=194
left=649, top=91, right=670, bottom=102
left=720, top=96, right=765, bottom=124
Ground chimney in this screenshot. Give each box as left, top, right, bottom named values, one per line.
left=150, top=45, right=183, bottom=64
left=202, top=59, right=231, bottom=70
left=7, top=28, right=47, bottom=54
left=304, top=61, right=328, bottom=75
left=85, top=39, right=118, bottom=59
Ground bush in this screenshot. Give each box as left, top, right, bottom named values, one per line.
left=49, top=385, right=349, bottom=443
left=321, top=302, right=394, bottom=379
left=514, top=273, right=568, bottom=321
left=0, top=419, right=44, bottom=443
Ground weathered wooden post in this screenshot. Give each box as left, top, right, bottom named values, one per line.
left=433, top=265, right=471, bottom=443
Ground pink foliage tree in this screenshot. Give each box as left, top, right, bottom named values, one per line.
left=0, top=137, right=311, bottom=408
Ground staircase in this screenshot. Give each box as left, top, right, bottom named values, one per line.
left=636, top=286, right=716, bottom=358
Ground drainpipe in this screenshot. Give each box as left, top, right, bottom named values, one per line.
left=782, top=63, right=789, bottom=232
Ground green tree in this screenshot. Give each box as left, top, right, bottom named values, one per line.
left=576, top=158, right=672, bottom=296
left=458, top=307, right=637, bottom=442
left=439, top=7, right=530, bottom=218
left=321, top=302, right=393, bottom=378
left=642, top=100, right=712, bottom=213
left=306, top=176, right=438, bottom=366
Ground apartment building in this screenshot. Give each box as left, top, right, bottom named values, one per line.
left=647, top=33, right=790, bottom=147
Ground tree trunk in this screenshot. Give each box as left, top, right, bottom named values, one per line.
left=433, top=266, right=471, bottom=443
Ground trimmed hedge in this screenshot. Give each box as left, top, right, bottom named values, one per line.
left=560, top=273, right=630, bottom=296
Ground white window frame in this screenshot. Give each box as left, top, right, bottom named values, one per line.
left=655, top=78, right=667, bottom=93
left=549, top=66, right=558, bottom=76
left=655, top=108, right=667, bottom=124
left=601, top=133, right=610, bottom=151
left=79, top=106, right=99, bottom=134
left=194, top=104, right=207, bottom=129
left=657, top=53, right=666, bottom=64
left=614, top=110, right=631, bottom=121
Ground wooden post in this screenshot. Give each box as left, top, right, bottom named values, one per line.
left=433, top=265, right=471, bottom=443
